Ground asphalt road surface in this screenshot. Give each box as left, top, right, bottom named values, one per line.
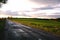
left=5, top=19, right=60, bottom=40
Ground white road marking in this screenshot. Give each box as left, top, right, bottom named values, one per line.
left=18, top=29, right=25, bottom=32
left=12, top=25, right=20, bottom=27
left=38, top=39, right=42, bottom=40
left=13, top=31, right=19, bottom=36
left=12, top=29, right=25, bottom=32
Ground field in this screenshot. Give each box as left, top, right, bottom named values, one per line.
left=10, top=18, right=60, bottom=36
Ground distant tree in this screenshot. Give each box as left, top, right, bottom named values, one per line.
left=57, top=18, right=60, bottom=19
left=52, top=19, right=58, bottom=21
left=8, top=16, right=12, bottom=19
left=0, top=0, right=7, bottom=7
left=52, top=18, right=60, bottom=21
left=57, top=18, right=60, bottom=21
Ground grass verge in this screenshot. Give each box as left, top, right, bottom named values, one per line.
left=0, top=18, right=5, bottom=40
left=10, top=18, right=60, bottom=37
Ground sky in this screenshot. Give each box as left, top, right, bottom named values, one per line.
left=0, top=0, right=60, bottom=18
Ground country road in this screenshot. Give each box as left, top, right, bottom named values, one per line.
left=5, top=19, right=60, bottom=40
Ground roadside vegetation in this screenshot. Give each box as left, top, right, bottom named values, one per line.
left=0, top=18, right=5, bottom=40
left=10, top=18, right=60, bottom=36
left=0, top=18, right=5, bottom=30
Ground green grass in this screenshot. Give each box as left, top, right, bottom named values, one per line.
left=0, top=18, right=5, bottom=40
left=0, top=19, right=5, bottom=30
left=10, top=18, right=60, bottom=36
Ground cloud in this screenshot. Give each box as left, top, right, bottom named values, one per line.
left=0, top=0, right=60, bottom=18
left=50, top=12, right=60, bottom=15
left=0, top=10, right=31, bottom=17
left=33, top=7, right=54, bottom=11
left=6, top=11, right=31, bottom=17
left=0, top=11, right=19, bottom=16
left=5, top=11, right=19, bottom=16
left=31, top=12, right=60, bottom=18
left=31, top=0, right=60, bottom=5
left=47, top=15, right=60, bottom=18
left=32, top=4, right=60, bottom=11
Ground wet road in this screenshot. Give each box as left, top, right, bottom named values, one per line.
left=5, top=19, right=60, bottom=40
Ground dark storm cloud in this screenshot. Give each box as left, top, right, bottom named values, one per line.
left=31, top=0, right=60, bottom=5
